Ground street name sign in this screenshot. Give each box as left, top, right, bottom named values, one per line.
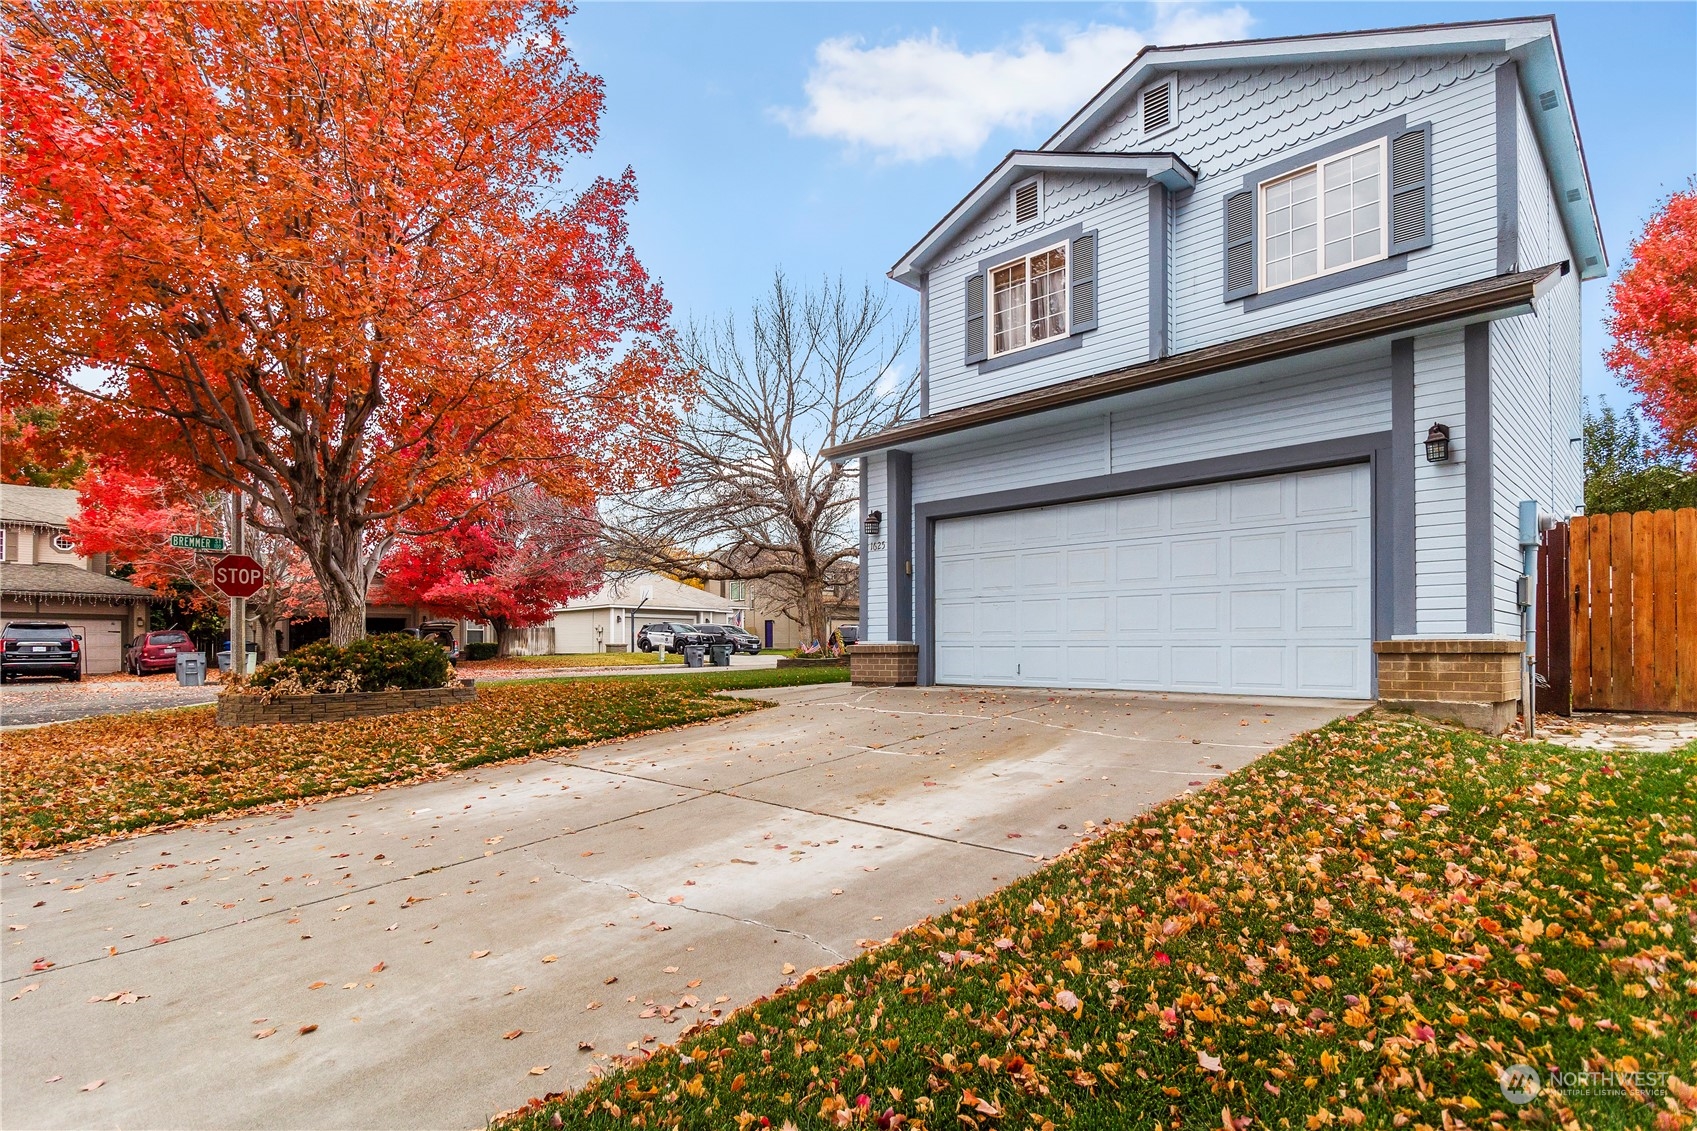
left=212, top=555, right=265, bottom=599
left=170, top=533, right=226, bottom=553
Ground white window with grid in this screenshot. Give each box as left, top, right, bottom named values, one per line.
left=1260, top=139, right=1386, bottom=291
left=989, top=243, right=1067, bottom=357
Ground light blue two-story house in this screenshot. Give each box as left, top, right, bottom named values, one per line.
left=828, top=17, right=1602, bottom=729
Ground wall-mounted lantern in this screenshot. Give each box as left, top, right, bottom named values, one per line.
left=1424, top=422, right=1452, bottom=463
left=863, top=509, right=883, bottom=537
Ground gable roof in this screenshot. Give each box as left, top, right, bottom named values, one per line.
left=0, top=483, right=77, bottom=528
left=1041, top=16, right=1605, bottom=278
left=826, top=263, right=1562, bottom=461
left=889, top=152, right=1196, bottom=288
left=561, top=572, right=733, bottom=615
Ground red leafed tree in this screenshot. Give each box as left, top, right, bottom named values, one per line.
left=69, top=464, right=321, bottom=659
left=375, top=486, right=601, bottom=654
left=2, top=1, right=683, bottom=645
left=1606, top=187, right=1697, bottom=461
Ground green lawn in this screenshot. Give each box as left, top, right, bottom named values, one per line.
left=460, top=651, right=681, bottom=669
left=499, top=714, right=1697, bottom=1131
left=1, top=666, right=848, bottom=855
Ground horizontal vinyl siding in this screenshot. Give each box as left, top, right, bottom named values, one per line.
left=1090, top=54, right=1504, bottom=355
left=926, top=179, right=1150, bottom=415
left=913, top=415, right=1108, bottom=504
left=1488, top=99, right=1582, bottom=634
left=864, top=457, right=888, bottom=641
left=1413, top=330, right=1468, bottom=633
left=1109, top=351, right=1391, bottom=473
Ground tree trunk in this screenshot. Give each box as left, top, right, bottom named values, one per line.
left=307, top=541, right=370, bottom=647
left=326, top=601, right=365, bottom=648
left=801, top=577, right=829, bottom=649
left=492, top=618, right=515, bottom=657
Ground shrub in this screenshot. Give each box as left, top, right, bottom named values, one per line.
left=463, top=641, right=500, bottom=661
left=249, top=634, right=452, bottom=695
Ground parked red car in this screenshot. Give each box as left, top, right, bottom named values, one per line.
left=124, top=630, right=195, bottom=676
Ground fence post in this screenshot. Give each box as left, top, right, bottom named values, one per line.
left=1540, top=521, right=1573, bottom=716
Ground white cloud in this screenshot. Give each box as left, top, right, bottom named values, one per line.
left=775, top=5, right=1252, bottom=162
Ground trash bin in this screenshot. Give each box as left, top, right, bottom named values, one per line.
left=708, top=643, right=733, bottom=667
left=175, top=651, right=207, bottom=687
left=682, top=644, right=706, bottom=668
left=215, top=649, right=232, bottom=673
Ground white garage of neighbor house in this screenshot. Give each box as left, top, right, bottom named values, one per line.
left=828, top=18, right=1600, bottom=733
left=0, top=484, right=156, bottom=674
left=547, top=572, right=744, bottom=654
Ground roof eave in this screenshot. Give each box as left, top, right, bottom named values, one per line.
left=889, top=152, right=1195, bottom=288
left=827, top=264, right=1563, bottom=462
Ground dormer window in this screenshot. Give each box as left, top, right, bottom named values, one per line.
left=1011, top=177, right=1042, bottom=226
left=1259, top=138, right=1385, bottom=291
left=989, top=243, right=1067, bottom=357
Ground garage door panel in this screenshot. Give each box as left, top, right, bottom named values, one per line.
left=1116, top=543, right=1161, bottom=583
left=66, top=619, right=125, bottom=675
left=1231, top=645, right=1287, bottom=688
left=1229, top=532, right=1285, bottom=577
left=1170, top=592, right=1219, bottom=633
left=1296, top=645, right=1363, bottom=693
left=1117, top=594, right=1161, bottom=632
left=1229, top=589, right=1285, bottom=631
left=937, top=601, right=977, bottom=636
left=933, top=465, right=1371, bottom=698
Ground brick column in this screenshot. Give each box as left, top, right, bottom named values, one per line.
left=849, top=642, right=919, bottom=687
left=1373, top=638, right=1523, bottom=734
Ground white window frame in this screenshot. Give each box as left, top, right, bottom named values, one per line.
left=52, top=532, right=75, bottom=554
left=986, top=241, right=1070, bottom=360
left=1257, top=137, right=1389, bottom=293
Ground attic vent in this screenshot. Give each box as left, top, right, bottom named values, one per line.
left=1539, top=90, right=1558, bottom=111
left=1584, top=256, right=1598, bottom=267
left=1141, top=82, right=1172, bottom=135
left=1013, top=178, right=1041, bottom=225
left=1565, top=187, right=1582, bottom=203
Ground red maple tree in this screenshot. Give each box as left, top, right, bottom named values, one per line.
left=1606, top=188, right=1697, bottom=461
left=3, top=1, right=683, bottom=644
left=70, top=464, right=321, bottom=658
left=375, top=486, right=601, bottom=654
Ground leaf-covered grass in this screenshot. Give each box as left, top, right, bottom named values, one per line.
left=0, top=666, right=848, bottom=856
left=499, top=714, right=1697, bottom=1131
left=459, top=651, right=682, bottom=670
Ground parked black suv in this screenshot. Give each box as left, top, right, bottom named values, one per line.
left=693, top=624, right=762, bottom=655
left=2, top=622, right=83, bottom=682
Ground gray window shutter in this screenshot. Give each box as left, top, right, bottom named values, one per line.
left=1388, top=124, right=1433, bottom=255
left=964, top=273, right=987, bottom=364
left=1070, top=230, right=1098, bottom=334
left=1223, top=190, right=1256, bottom=301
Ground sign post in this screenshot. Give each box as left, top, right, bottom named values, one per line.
left=230, top=502, right=246, bottom=677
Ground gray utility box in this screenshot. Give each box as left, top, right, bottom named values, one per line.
left=175, top=651, right=207, bottom=687
left=708, top=643, right=733, bottom=667
left=682, top=645, right=706, bottom=668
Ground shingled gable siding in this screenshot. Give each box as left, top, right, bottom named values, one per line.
left=1485, top=86, right=1583, bottom=636
left=925, top=177, right=1152, bottom=415
left=1083, top=53, right=1503, bottom=358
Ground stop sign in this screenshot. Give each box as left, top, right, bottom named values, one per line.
left=212, top=554, right=265, bottom=598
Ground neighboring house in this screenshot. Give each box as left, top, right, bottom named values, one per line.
left=548, top=572, right=745, bottom=653
left=828, top=18, right=1598, bottom=729
left=0, top=483, right=156, bottom=673
left=706, top=570, right=861, bottom=650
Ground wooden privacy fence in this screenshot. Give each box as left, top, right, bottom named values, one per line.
left=1536, top=508, right=1697, bottom=714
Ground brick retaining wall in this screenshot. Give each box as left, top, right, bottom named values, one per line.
left=216, top=682, right=476, bottom=727
left=1374, top=638, right=1522, bottom=733
left=849, top=642, right=919, bottom=687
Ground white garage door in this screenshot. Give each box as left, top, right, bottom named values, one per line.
left=65, top=618, right=126, bottom=675
left=933, top=465, right=1372, bottom=698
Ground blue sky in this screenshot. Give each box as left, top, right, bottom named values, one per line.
left=560, top=2, right=1696, bottom=410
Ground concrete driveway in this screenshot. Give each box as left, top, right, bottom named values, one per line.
left=1, top=683, right=1359, bottom=1130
